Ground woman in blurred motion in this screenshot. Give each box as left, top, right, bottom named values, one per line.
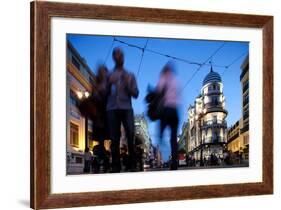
left=156, top=62, right=180, bottom=170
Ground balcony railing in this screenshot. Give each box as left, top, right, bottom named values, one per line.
left=240, top=124, right=249, bottom=133
left=243, top=112, right=249, bottom=120
left=240, top=65, right=249, bottom=81
left=227, top=132, right=239, bottom=142
left=203, top=103, right=226, bottom=114
left=243, top=97, right=249, bottom=106
left=204, top=102, right=222, bottom=108
left=203, top=137, right=225, bottom=144
left=201, top=120, right=227, bottom=128
left=243, top=82, right=249, bottom=93
left=204, top=89, right=220, bottom=96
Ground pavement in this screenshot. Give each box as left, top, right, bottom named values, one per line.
left=68, top=161, right=249, bottom=175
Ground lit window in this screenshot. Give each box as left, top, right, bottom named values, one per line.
left=70, top=122, right=79, bottom=147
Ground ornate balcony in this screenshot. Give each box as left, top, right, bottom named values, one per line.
left=204, top=102, right=227, bottom=114
left=202, top=137, right=226, bottom=144
left=201, top=120, right=227, bottom=129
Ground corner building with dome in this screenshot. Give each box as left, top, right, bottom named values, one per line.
left=187, top=67, right=228, bottom=163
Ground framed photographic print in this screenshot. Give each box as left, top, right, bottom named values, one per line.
left=30, top=1, right=273, bottom=209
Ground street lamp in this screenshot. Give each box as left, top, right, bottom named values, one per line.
left=77, top=90, right=89, bottom=100
left=84, top=91, right=90, bottom=98
left=76, top=91, right=83, bottom=100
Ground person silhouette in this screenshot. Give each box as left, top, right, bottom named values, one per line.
left=106, top=47, right=139, bottom=172
left=156, top=62, right=180, bottom=170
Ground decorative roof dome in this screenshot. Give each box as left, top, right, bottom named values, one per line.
left=202, top=66, right=222, bottom=86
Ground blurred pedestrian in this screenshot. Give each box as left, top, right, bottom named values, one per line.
left=103, top=149, right=110, bottom=173
left=91, top=65, right=110, bottom=172
left=156, top=62, right=180, bottom=170
left=210, top=153, right=219, bottom=166
left=83, top=147, right=92, bottom=173
left=92, top=145, right=101, bottom=173
left=223, top=150, right=230, bottom=165
left=106, top=47, right=139, bottom=172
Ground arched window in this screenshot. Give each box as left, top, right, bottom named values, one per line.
left=212, top=96, right=218, bottom=105
left=213, top=131, right=219, bottom=143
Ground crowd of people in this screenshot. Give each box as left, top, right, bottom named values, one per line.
left=80, top=47, right=181, bottom=173
left=184, top=150, right=246, bottom=168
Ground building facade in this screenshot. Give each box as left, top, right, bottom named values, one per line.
left=187, top=67, right=228, bottom=163
left=66, top=41, right=97, bottom=174
left=178, top=122, right=189, bottom=152
left=239, top=55, right=249, bottom=160
left=177, top=122, right=189, bottom=166
left=227, top=120, right=244, bottom=155
left=134, top=113, right=151, bottom=161
left=154, top=145, right=163, bottom=168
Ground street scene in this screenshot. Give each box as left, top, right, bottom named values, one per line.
left=66, top=34, right=249, bottom=174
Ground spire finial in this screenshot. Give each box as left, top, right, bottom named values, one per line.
left=209, top=61, right=213, bottom=72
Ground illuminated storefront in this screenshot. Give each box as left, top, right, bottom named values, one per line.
left=66, top=41, right=96, bottom=174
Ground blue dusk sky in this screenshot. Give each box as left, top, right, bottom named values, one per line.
left=67, top=34, right=249, bottom=161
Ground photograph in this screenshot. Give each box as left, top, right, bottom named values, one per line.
left=30, top=1, right=273, bottom=208
left=66, top=34, right=250, bottom=175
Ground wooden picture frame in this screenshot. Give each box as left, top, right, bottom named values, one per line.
left=30, top=1, right=273, bottom=209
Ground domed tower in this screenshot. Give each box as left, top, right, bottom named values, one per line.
left=200, top=66, right=228, bottom=159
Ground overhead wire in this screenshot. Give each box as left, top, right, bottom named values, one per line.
left=114, top=37, right=202, bottom=67
left=222, top=51, right=249, bottom=76
left=181, top=42, right=226, bottom=92
left=104, top=37, right=116, bottom=64
left=136, top=39, right=149, bottom=78
left=111, top=37, right=247, bottom=88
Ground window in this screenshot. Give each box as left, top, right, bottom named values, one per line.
left=213, top=132, right=219, bottom=143
left=213, top=116, right=217, bottom=123
left=191, top=127, right=195, bottom=136
left=243, top=80, right=249, bottom=93
left=72, top=56, right=80, bottom=70
left=243, top=110, right=249, bottom=120
left=244, top=135, right=249, bottom=145
left=212, top=96, right=218, bottom=105
left=243, top=92, right=249, bottom=107
left=70, top=89, right=79, bottom=107
left=70, top=122, right=79, bottom=147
